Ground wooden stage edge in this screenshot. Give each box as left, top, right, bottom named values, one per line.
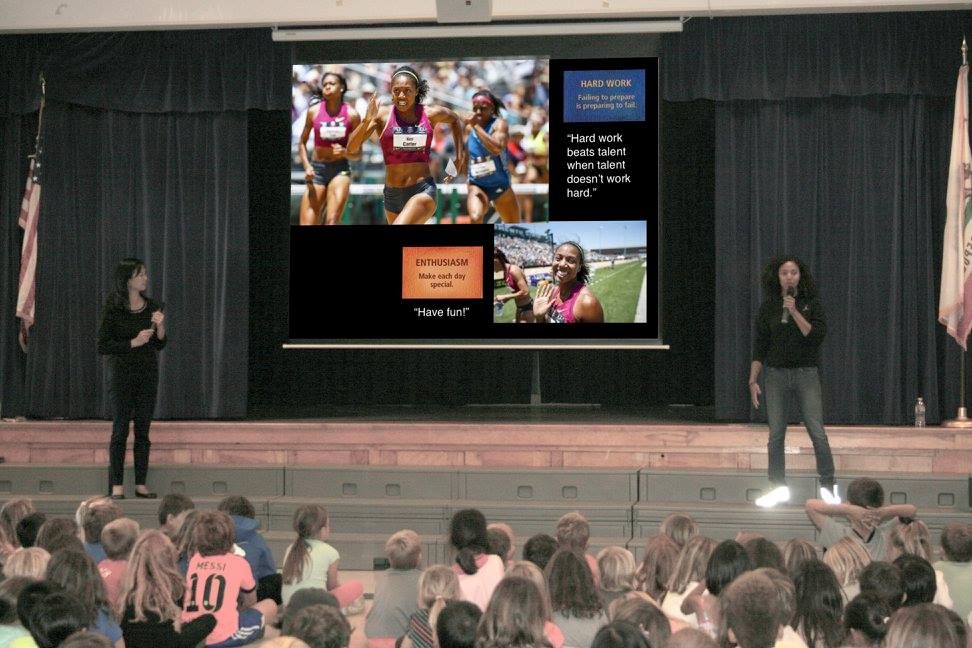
left=1, top=419, right=971, bottom=475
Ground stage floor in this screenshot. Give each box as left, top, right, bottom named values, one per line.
left=2, top=408, right=970, bottom=475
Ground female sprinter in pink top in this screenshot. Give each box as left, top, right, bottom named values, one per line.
left=533, top=241, right=604, bottom=323
left=493, top=247, right=533, bottom=323
left=348, top=65, right=466, bottom=224
left=298, top=72, right=361, bottom=225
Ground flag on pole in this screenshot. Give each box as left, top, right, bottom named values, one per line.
left=938, top=63, right=972, bottom=349
left=16, top=155, right=41, bottom=352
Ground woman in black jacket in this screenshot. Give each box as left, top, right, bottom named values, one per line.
left=97, top=257, right=166, bottom=500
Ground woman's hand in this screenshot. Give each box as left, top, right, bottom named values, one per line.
left=304, top=165, right=315, bottom=183
left=783, top=293, right=797, bottom=315
left=363, top=93, right=380, bottom=125
left=749, top=381, right=761, bottom=409
left=131, top=329, right=154, bottom=348
left=533, top=282, right=554, bottom=321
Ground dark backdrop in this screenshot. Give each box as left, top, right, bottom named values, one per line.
left=4, top=12, right=970, bottom=423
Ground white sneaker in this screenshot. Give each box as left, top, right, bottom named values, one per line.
left=820, top=484, right=841, bottom=504
left=755, top=485, right=790, bottom=508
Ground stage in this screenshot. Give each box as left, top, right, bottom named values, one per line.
left=2, top=408, right=970, bottom=476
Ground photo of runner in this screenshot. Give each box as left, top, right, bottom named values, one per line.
left=492, top=222, right=648, bottom=324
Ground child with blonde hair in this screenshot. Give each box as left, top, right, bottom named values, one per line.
left=822, top=536, right=870, bottom=602
left=119, top=529, right=216, bottom=647
left=597, top=546, right=637, bottom=608
left=281, top=504, right=363, bottom=611
left=99, top=517, right=140, bottom=609
left=0, top=499, right=34, bottom=561
left=365, top=530, right=423, bottom=648
left=1, top=547, right=49, bottom=580
left=662, top=535, right=717, bottom=624
left=402, top=564, right=461, bottom=648
left=888, top=519, right=953, bottom=608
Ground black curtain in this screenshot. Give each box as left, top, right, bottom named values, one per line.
left=660, top=11, right=972, bottom=423
left=0, top=29, right=289, bottom=418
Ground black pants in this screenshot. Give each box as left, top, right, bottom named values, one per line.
left=108, top=369, right=158, bottom=487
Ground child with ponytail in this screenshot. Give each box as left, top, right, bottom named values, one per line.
left=280, top=505, right=364, bottom=611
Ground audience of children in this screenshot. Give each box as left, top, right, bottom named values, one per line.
left=0, top=476, right=969, bottom=648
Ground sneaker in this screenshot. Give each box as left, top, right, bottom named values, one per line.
left=820, top=484, right=841, bottom=504
left=755, top=485, right=790, bottom=508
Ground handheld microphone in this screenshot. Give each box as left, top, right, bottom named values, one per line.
left=781, top=287, right=795, bottom=324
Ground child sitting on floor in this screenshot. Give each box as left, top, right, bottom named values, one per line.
left=280, top=504, right=364, bottom=614
left=365, top=529, right=423, bottom=648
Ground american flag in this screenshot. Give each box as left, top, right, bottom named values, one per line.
left=16, top=149, right=41, bottom=352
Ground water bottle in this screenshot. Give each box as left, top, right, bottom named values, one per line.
left=914, top=397, right=926, bottom=428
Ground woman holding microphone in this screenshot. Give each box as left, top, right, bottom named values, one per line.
left=98, top=258, right=166, bottom=500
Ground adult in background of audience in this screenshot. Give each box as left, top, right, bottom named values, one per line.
left=98, top=257, right=166, bottom=500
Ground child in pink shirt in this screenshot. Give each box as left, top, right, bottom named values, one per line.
left=181, top=511, right=277, bottom=647
left=98, top=517, right=139, bottom=608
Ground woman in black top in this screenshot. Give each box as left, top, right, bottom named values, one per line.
left=748, top=256, right=836, bottom=508
left=97, top=258, right=166, bottom=499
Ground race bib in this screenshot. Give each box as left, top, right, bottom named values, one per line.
left=393, top=131, right=425, bottom=150
left=319, top=123, right=345, bottom=140
left=470, top=158, right=498, bottom=178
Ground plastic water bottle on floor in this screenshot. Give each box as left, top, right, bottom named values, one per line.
left=914, top=397, right=926, bottom=428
